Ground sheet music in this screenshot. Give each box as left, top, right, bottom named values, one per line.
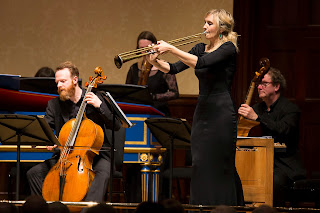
left=104, top=92, right=133, bottom=128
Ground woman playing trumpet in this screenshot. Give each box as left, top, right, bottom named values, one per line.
left=125, top=31, right=179, bottom=116
left=146, top=9, right=244, bottom=206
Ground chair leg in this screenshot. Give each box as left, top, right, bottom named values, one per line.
left=8, top=168, right=15, bottom=200
left=176, top=178, right=182, bottom=202
left=106, top=177, right=127, bottom=203
left=121, top=177, right=127, bottom=203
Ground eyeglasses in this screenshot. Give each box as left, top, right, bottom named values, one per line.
left=257, top=82, right=273, bottom=88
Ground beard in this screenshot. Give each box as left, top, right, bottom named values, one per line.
left=58, top=84, right=76, bottom=101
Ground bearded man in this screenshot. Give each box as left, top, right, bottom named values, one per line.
left=26, top=61, right=122, bottom=203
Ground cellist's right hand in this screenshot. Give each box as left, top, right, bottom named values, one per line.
left=46, top=145, right=57, bottom=151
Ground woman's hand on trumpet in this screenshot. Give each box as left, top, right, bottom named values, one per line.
left=151, top=39, right=198, bottom=69
left=145, top=44, right=159, bottom=62
left=153, top=40, right=176, bottom=54
left=146, top=41, right=175, bottom=64
left=145, top=43, right=171, bottom=73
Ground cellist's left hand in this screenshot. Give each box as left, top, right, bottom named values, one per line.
left=84, top=92, right=102, bottom=108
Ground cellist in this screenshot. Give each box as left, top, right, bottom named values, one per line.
left=27, top=61, right=122, bottom=202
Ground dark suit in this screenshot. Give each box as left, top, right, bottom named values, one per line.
left=253, top=95, right=306, bottom=206
left=27, top=88, right=121, bottom=202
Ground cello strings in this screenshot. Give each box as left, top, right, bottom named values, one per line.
left=59, top=79, right=94, bottom=162
left=58, top=84, right=91, bottom=162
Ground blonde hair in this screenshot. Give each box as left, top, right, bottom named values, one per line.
left=205, top=9, right=239, bottom=52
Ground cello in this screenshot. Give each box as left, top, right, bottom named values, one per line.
left=42, top=67, right=107, bottom=201
left=237, top=58, right=270, bottom=137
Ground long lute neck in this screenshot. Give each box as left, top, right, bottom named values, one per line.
left=238, top=80, right=256, bottom=122
left=244, top=80, right=256, bottom=105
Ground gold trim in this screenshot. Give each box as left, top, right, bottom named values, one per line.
left=150, top=133, right=161, bottom=146
left=0, top=145, right=52, bottom=152
left=124, top=147, right=166, bottom=153
left=123, top=161, right=141, bottom=163
left=127, top=117, right=147, bottom=121
left=125, top=117, right=148, bottom=145
left=140, top=153, right=148, bottom=162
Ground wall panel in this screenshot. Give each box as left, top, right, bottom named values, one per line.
left=0, top=0, right=233, bottom=95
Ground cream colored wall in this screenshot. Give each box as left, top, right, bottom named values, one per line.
left=0, top=0, right=233, bottom=95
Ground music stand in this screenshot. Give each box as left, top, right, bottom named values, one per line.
left=0, top=114, right=59, bottom=200
left=103, top=92, right=133, bottom=202
left=145, top=117, right=191, bottom=198
left=97, top=84, right=153, bottom=105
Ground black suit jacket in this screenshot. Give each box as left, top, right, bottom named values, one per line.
left=253, top=95, right=306, bottom=180
left=44, top=88, right=122, bottom=161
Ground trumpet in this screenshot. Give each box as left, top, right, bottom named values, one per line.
left=114, top=31, right=206, bottom=69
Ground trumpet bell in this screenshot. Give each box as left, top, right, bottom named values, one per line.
left=114, top=55, right=123, bottom=69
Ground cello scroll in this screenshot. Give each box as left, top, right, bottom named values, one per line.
left=85, top=66, right=107, bottom=88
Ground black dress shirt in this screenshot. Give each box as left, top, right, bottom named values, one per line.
left=253, top=95, right=305, bottom=180
left=253, top=95, right=300, bottom=156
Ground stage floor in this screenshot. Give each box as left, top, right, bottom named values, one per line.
left=1, top=201, right=320, bottom=212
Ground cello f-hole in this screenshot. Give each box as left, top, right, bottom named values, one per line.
left=76, top=155, right=84, bottom=172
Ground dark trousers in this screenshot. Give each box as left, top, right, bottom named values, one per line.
left=273, top=166, right=292, bottom=207
left=26, top=155, right=111, bottom=202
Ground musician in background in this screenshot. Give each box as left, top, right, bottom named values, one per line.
left=34, top=66, right=55, bottom=77
left=238, top=67, right=306, bottom=206
left=125, top=31, right=179, bottom=116
left=124, top=31, right=179, bottom=203
left=27, top=61, right=122, bottom=204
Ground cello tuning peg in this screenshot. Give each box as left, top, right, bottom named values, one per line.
left=85, top=82, right=89, bottom=87
left=89, top=76, right=93, bottom=81
left=102, top=76, right=107, bottom=80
